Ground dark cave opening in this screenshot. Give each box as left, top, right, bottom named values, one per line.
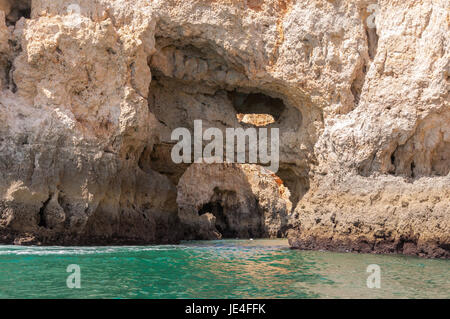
left=194, top=187, right=266, bottom=239
left=38, top=195, right=51, bottom=228
left=228, top=90, right=286, bottom=126
left=4, top=0, right=31, bottom=26
left=277, top=166, right=310, bottom=210
left=198, top=201, right=237, bottom=238
left=20, top=7, right=31, bottom=19
left=410, top=162, right=415, bottom=178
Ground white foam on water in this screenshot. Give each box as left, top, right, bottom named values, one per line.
left=0, top=245, right=184, bottom=256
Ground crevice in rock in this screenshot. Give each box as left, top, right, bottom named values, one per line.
left=38, top=194, right=51, bottom=228
left=360, top=3, right=379, bottom=61
left=0, top=55, right=9, bottom=90
left=2, top=38, right=23, bottom=93
left=410, top=161, right=415, bottom=178
left=5, top=58, right=16, bottom=92
left=350, top=64, right=366, bottom=108
left=349, top=3, right=378, bottom=109
left=365, top=25, right=378, bottom=61
left=388, top=152, right=396, bottom=174
left=277, top=165, right=310, bottom=210
left=57, top=191, right=71, bottom=226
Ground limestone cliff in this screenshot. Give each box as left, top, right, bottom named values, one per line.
left=0, top=0, right=448, bottom=257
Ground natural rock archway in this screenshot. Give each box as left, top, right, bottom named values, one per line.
left=146, top=35, right=314, bottom=211
left=177, top=163, right=292, bottom=239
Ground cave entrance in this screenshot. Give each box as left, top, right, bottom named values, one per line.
left=195, top=187, right=263, bottom=239
left=198, top=201, right=237, bottom=238
left=228, top=90, right=286, bottom=127
left=3, top=0, right=31, bottom=26
left=277, top=166, right=310, bottom=210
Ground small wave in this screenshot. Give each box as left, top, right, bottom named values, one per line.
left=0, top=245, right=185, bottom=256
left=0, top=240, right=289, bottom=256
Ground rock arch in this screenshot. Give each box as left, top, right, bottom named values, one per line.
left=177, top=163, right=292, bottom=239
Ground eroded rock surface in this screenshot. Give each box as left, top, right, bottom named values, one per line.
left=0, top=0, right=448, bottom=257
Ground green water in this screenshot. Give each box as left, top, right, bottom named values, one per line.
left=0, top=239, right=448, bottom=299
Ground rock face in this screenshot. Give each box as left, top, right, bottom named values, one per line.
left=0, top=1, right=448, bottom=257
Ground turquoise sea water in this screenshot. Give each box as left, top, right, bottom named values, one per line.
left=0, top=239, right=448, bottom=299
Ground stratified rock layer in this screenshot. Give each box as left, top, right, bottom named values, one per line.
left=0, top=1, right=448, bottom=257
